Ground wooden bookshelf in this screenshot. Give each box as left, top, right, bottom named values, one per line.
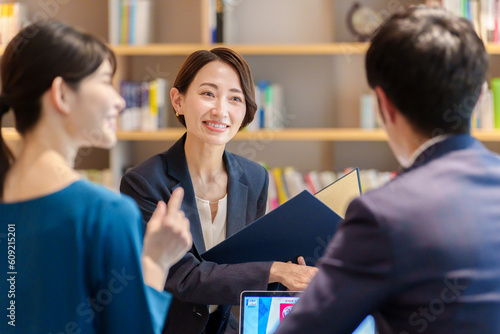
left=5, top=127, right=500, bottom=142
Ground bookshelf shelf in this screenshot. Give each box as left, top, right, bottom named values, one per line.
left=485, top=44, right=500, bottom=54
left=6, top=127, right=500, bottom=143
left=108, top=129, right=500, bottom=142
left=115, top=128, right=388, bottom=141
left=1, top=43, right=499, bottom=57
left=110, top=43, right=500, bottom=57
left=110, top=43, right=370, bottom=56
left=2, top=127, right=19, bottom=141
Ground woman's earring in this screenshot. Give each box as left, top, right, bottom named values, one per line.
left=175, top=111, right=179, bottom=117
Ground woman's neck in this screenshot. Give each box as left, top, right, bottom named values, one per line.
left=184, top=133, right=226, bottom=182
left=2, top=124, right=81, bottom=202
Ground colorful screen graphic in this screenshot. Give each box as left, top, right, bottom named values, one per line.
left=242, top=296, right=376, bottom=334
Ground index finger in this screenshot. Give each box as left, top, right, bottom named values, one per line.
left=167, top=187, right=185, bottom=212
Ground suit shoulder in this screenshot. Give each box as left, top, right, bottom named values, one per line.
left=228, top=152, right=267, bottom=176
left=126, top=151, right=168, bottom=177
left=121, top=150, right=173, bottom=194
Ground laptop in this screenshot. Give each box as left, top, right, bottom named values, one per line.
left=239, top=291, right=376, bottom=334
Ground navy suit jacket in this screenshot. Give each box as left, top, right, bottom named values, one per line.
left=276, top=134, right=500, bottom=334
left=120, top=134, right=273, bottom=334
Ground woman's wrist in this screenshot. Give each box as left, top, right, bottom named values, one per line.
left=141, top=255, right=168, bottom=292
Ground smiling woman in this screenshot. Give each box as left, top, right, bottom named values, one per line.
left=120, top=47, right=319, bottom=334
left=172, top=60, right=247, bottom=147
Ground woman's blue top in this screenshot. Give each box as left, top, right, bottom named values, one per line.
left=0, top=180, right=171, bottom=333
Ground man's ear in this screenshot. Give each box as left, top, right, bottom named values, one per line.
left=374, top=86, right=397, bottom=124
left=50, top=77, right=72, bottom=115
left=170, top=87, right=184, bottom=115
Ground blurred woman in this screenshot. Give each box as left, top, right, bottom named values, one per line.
left=0, top=21, right=192, bottom=333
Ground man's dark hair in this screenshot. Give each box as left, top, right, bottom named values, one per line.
left=366, top=7, right=489, bottom=137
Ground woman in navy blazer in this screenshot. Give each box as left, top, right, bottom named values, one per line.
left=120, top=48, right=317, bottom=334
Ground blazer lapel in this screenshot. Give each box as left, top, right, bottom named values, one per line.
left=224, top=152, right=249, bottom=238
left=166, top=133, right=207, bottom=254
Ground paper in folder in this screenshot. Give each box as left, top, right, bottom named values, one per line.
left=201, top=169, right=362, bottom=266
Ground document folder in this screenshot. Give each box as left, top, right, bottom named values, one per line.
left=201, top=169, right=361, bottom=266
left=315, top=168, right=362, bottom=218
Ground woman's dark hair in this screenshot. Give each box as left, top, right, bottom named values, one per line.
left=365, top=7, right=489, bottom=137
left=0, top=21, right=116, bottom=197
left=172, top=47, right=257, bottom=130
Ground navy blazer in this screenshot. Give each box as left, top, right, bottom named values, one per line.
left=120, top=133, right=273, bottom=334
left=276, top=134, right=500, bottom=334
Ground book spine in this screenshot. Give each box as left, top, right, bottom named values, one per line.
left=156, top=78, right=167, bottom=128
left=120, top=0, right=128, bottom=44
left=492, top=78, right=500, bottom=128
left=257, top=81, right=269, bottom=128
left=148, top=79, right=158, bottom=131
left=108, top=0, right=119, bottom=44
left=129, top=0, right=136, bottom=44
left=140, top=82, right=150, bottom=131
left=134, top=0, right=152, bottom=45
left=266, top=169, right=279, bottom=211
left=215, top=0, right=223, bottom=43
left=272, top=167, right=288, bottom=205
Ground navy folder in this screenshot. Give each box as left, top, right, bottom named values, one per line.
left=201, top=190, right=343, bottom=266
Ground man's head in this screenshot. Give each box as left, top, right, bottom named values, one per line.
left=366, top=7, right=488, bottom=138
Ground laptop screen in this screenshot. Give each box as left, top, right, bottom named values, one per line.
left=239, top=291, right=375, bottom=334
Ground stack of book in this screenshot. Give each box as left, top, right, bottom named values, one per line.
left=119, top=78, right=168, bottom=131
left=246, top=81, right=286, bottom=131
left=108, top=0, right=152, bottom=45
left=0, top=3, right=27, bottom=46
left=426, top=0, right=500, bottom=43
left=360, top=83, right=497, bottom=130
left=264, top=166, right=396, bottom=212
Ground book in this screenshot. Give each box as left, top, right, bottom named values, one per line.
left=283, top=166, right=307, bottom=198
left=315, top=168, right=361, bottom=219
left=109, top=0, right=151, bottom=45
left=215, top=0, right=223, bottom=43
left=266, top=168, right=279, bottom=212
left=272, top=167, right=288, bottom=205
left=108, top=0, right=120, bottom=44
left=304, top=171, right=321, bottom=194
left=201, top=190, right=342, bottom=266
left=119, top=78, right=168, bottom=131
left=134, top=0, right=152, bottom=45
left=201, top=169, right=362, bottom=266
left=0, top=3, right=27, bottom=46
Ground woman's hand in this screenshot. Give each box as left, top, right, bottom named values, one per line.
left=268, top=256, right=319, bottom=291
left=142, top=188, right=193, bottom=291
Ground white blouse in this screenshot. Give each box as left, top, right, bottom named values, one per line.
left=195, top=194, right=227, bottom=251
left=195, top=194, right=228, bottom=314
